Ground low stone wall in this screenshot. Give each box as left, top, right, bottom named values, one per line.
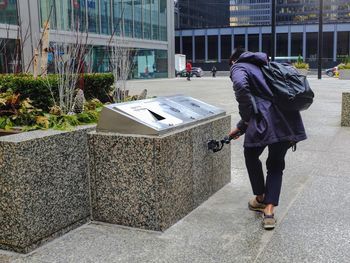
left=341, top=93, right=350, bottom=127
left=339, top=70, right=350, bottom=80
left=0, top=125, right=95, bottom=253
left=88, top=116, right=231, bottom=231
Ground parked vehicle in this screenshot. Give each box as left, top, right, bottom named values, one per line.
left=177, top=67, right=204, bottom=78
left=191, top=67, right=204, bottom=77
left=325, top=65, right=339, bottom=77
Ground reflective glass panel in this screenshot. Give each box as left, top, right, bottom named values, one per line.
left=101, top=0, right=111, bottom=34
left=159, top=0, right=167, bottom=41
left=55, top=0, right=72, bottom=30
left=113, top=0, right=123, bottom=36
left=134, top=0, right=143, bottom=38
left=40, top=0, right=57, bottom=29
left=151, top=0, right=159, bottom=40
left=124, top=0, right=133, bottom=37
left=133, top=49, right=168, bottom=78
left=87, top=0, right=99, bottom=33
left=0, top=0, right=17, bottom=25
left=143, top=0, right=152, bottom=39
left=73, top=0, right=87, bottom=31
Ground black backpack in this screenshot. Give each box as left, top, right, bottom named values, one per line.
left=260, top=62, right=314, bottom=111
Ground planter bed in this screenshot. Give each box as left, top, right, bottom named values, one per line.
left=0, top=125, right=95, bottom=253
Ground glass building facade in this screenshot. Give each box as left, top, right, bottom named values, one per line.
left=229, top=0, right=350, bottom=26
left=39, top=0, right=167, bottom=41
left=0, top=0, right=18, bottom=25
left=175, top=0, right=230, bottom=29
left=230, top=0, right=270, bottom=26
left=0, top=0, right=172, bottom=77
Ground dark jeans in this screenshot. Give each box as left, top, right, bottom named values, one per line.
left=186, top=71, right=191, bottom=80
left=244, top=141, right=290, bottom=206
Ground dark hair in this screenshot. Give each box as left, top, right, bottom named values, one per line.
left=229, top=48, right=245, bottom=66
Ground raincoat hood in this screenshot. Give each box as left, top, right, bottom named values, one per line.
left=235, top=52, right=268, bottom=67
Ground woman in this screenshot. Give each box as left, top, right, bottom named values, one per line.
left=228, top=48, right=307, bottom=230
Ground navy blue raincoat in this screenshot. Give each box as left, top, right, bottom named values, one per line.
left=230, top=52, right=307, bottom=148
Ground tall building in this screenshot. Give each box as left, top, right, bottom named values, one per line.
left=229, top=0, right=350, bottom=26
left=230, top=0, right=271, bottom=26
left=176, top=0, right=350, bottom=69
left=175, top=0, right=230, bottom=29
left=0, top=0, right=175, bottom=78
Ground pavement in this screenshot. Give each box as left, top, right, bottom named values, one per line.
left=1, top=76, right=350, bottom=263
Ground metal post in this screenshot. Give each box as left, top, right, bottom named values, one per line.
left=318, top=0, right=323, bottom=79
left=192, top=33, right=195, bottom=63
left=271, top=0, right=276, bottom=60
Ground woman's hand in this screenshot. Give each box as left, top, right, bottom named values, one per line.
left=229, top=128, right=241, bottom=140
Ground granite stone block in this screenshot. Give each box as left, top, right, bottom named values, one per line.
left=339, top=69, right=350, bottom=80
left=0, top=125, right=94, bottom=253
left=341, top=92, right=350, bottom=127
left=212, top=116, right=232, bottom=193
left=89, top=116, right=231, bottom=231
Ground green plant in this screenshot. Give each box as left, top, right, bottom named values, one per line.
left=0, top=89, right=45, bottom=129
left=83, top=73, right=114, bottom=103
left=0, top=116, right=14, bottom=130
left=293, top=55, right=309, bottom=70
left=338, top=63, right=350, bottom=70
left=0, top=74, right=115, bottom=111
left=338, top=56, right=350, bottom=70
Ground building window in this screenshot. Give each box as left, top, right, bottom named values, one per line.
left=195, top=36, right=205, bottom=62
left=262, top=34, right=271, bottom=57
left=323, top=32, right=334, bottom=62
left=124, top=0, right=133, bottom=37
left=113, top=0, right=122, bottom=35
left=134, top=0, right=143, bottom=38
left=208, top=35, right=218, bottom=61
left=143, top=0, right=151, bottom=39
left=0, top=0, right=17, bottom=25
left=175, top=36, right=180, bottom=54
left=248, top=34, right=259, bottom=52
left=73, top=0, right=87, bottom=32
left=276, top=33, right=288, bottom=57
left=40, top=0, right=57, bottom=29
left=291, top=33, right=303, bottom=57
left=221, top=35, right=232, bottom=62
left=87, top=0, right=99, bottom=33
left=151, top=0, right=159, bottom=40
left=235, top=35, right=245, bottom=50
left=306, top=32, right=318, bottom=62
left=182, top=36, right=192, bottom=61
left=133, top=49, right=168, bottom=78
left=0, top=39, right=21, bottom=73
left=337, top=32, right=350, bottom=62
left=159, top=0, right=167, bottom=41
left=100, top=0, right=111, bottom=35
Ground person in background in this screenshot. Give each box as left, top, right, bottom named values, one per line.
left=211, top=66, right=217, bottom=77
left=186, top=61, right=192, bottom=81
left=228, top=48, right=307, bottom=230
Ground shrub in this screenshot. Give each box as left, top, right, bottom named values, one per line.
left=0, top=74, right=114, bottom=111
left=293, top=55, right=309, bottom=70
left=338, top=56, right=350, bottom=70
left=0, top=74, right=56, bottom=111
left=338, top=63, right=350, bottom=70
left=83, top=73, right=114, bottom=103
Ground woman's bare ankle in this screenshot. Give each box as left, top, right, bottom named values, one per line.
left=264, top=204, right=274, bottom=215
